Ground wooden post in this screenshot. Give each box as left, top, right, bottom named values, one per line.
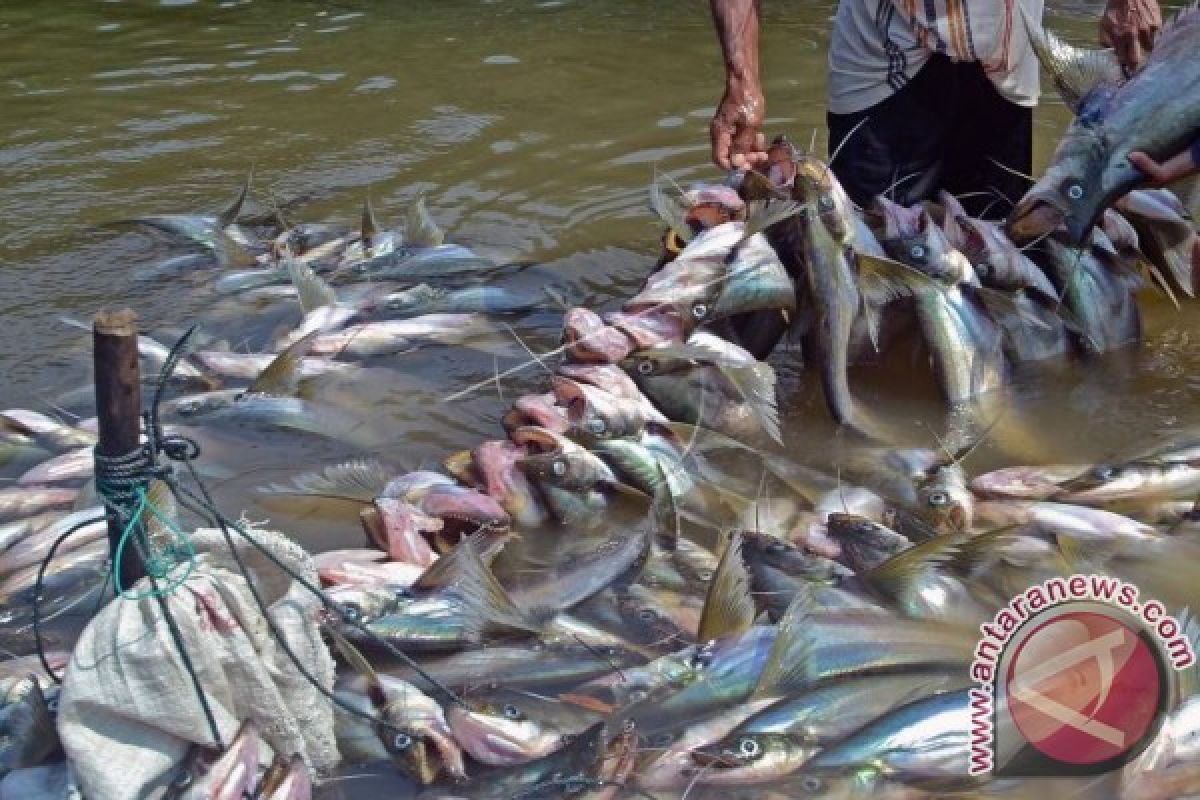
left=93, top=309, right=145, bottom=587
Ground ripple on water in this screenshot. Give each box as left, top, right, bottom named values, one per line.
left=483, top=54, right=520, bottom=65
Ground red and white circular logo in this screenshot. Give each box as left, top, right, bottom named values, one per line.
left=1005, top=610, right=1162, bottom=767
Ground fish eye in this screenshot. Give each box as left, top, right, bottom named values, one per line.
left=696, top=569, right=714, bottom=582
left=638, top=607, right=658, bottom=622
left=738, top=737, right=761, bottom=758
left=818, top=195, right=835, bottom=211
left=909, top=244, right=926, bottom=260
left=1066, top=183, right=1084, bottom=201
left=585, top=418, right=606, bottom=435
left=340, top=603, right=364, bottom=624
left=551, top=459, right=568, bottom=477
left=926, top=491, right=950, bottom=508
left=691, top=303, right=708, bottom=320
left=636, top=360, right=654, bottom=375
left=801, top=775, right=822, bottom=793
left=766, top=540, right=787, bottom=554
left=502, top=703, right=524, bottom=720
left=392, top=732, right=413, bottom=752
left=171, top=769, right=193, bottom=790
left=1092, top=465, right=1115, bottom=480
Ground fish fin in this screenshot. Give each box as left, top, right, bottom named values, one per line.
left=217, top=167, right=254, bottom=229
left=741, top=199, right=802, bottom=240
left=952, top=526, right=1022, bottom=575
left=1019, top=5, right=1121, bottom=114
left=415, top=533, right=540, bottom=635
left=697, top=530, right=756, bottom=642
left=285, top=258, right=337, bottom=313
left=724, top=361, right=783, bottom=446
left=751, top=588, right=815, bottom=698
left=856, top=252, right=936, bottom=301
left=650, top=172, right=693, bottom=244
left=1138, top=258, right=1182, bottom=309
left=211, top=229, right=258, bottom=268
left=361, top=191, right=382, bottom=247
left=860, top=294, right=883, bottom=353
left=404, top=193, right=444, bottom=248
left=651, top=460, right=681, bottom=552
left=1055, top=531, right=1086, bottom=575
left=258, top=459, right=392, bottom=502
left=967, top=285, right=1052, bottom=331
left=325, top=622, right=387, bottom=704
left=247, top=331, right=318, bottom=396
left=862, top=534, right=964, bottom=602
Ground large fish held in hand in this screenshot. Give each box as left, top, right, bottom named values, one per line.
left=1009, top=6, right=1200, bottom=244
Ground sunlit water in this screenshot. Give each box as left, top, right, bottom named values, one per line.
left=0, top=1, right=1196, bottom=798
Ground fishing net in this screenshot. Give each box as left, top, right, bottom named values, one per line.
left=55, top=526, right=338, bottom=800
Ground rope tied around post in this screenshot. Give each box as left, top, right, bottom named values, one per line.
left=94, top=441, right=196, bottom=600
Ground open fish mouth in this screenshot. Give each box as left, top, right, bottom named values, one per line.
left=1007, top=195, right=1067, bottom=244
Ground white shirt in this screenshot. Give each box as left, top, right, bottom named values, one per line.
left=827, top=0, right=1044, bottom=115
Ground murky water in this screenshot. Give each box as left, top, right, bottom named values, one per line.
left=0, top=1, right=1197, bottom=797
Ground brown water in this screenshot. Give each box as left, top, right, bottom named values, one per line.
left=0, top=1, right=1197, bottom=797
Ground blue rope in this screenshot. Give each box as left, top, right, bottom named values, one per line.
left=111, top=485, right=196, bottom=600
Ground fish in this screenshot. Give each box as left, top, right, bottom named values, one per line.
left=330, top=630, right=465, bottom=785
left=352, top=535, right=539, bottom=652
left=471, top=440, right=548, bottom=529
left=825, top=513, right=913, bottom=573
left=601, top=310, right=684, bottom=350
left=687, top=672, right=959, bottom=786
left=552, top=377, right=652, bottom=442
left=501, top=394, right=571, bottom=436
left=416, top=721, right=607, bottom=800
left=306, top=314, right=505, bottom=359
left=371, top=498, right=441, bottom=567
left=752, top=159, right=901, bottom=434
left=561, top=308, right=635, bottom=364
left=0, top=678, right=60, bottom=778
left=968, top=464, right=1091, bottom=500
left=16, top=447, right=93, bottom=486
left=0, top=509, right=107, bottom=578
left=1054, top=459, right=1200, bottom=505
left=445, top=689, right=598, bottom=767
left=1010, top=7, right=1200, bottom=244
left=873, top=200, right=1008, bottom=405
left=383, top=284, right=536, bottom=316
left=190, top=351, right=354, bottom=382
left=0, top=410, right=97, bottom=452
left=1033, top=232, right=1142, bottom=354
left=0, top=489, right=80, bottom=523
left=1116, top=188, right=1198, bottom=298
left=801, top=689, right=977, bottom=782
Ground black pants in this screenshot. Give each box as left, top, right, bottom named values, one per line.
left=827, top=54, right=1033, bottom=220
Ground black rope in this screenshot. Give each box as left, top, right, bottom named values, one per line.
left=32, top=514, right=106, bottom=684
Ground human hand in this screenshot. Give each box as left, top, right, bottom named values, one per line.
left=710, top=79, right=768, bottom=171
left=1100, top=0, right=1162, bottom=72
left=1127, top=151, right=1168, bottom=185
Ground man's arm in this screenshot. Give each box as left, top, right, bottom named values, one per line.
left=709, top=0, right=768, bottom=171
left=1101, top=0, right=1162, bottom=71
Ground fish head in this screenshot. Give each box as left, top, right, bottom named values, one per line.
left=689, top=733, right=813, bottom=784
left=792, top=156, right=858, bottom=239
left=165, top=389, right=242, bottom=418
left=553, top=378, right=642, bottom=442
left=1008, top=130, right=1110, bottom=245
left=513, top=427, right=614, bottom=491
left=416, top=486, right=511, bottom=548
left=562, top=308, right=635, bottom=363
left=881, top=210, right=971, bottom=285
left=380, top=719, right=465, bottom=785
left=870, top=195, right=923, bottom=240
left=186, top=720, right=260, bottom=800
left=384, top=283, right=441, bottom=314
left=915, top=466, right=974, bottom=533
left=1053, top=461, right=1152, bottom=503
left=258, top=754, right=310, bottom=800
left=445, top=700, right=567, bottom=767
left=324, top=585, right=405, bottom=626
left=968, top=465, right=1086, bottom=500
left=373, top=497, right=441, bottom=567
